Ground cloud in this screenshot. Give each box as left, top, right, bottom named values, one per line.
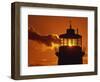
left=28, top=29, right=61, bottom=46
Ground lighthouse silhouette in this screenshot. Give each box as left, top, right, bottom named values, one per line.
left=56, top=21, right=84, bottom=65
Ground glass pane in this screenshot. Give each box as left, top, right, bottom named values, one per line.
left=78, top=38, right=82, bottom=47
left=61, top=38, right=63, bottom=46
left=64, top=39, right=67, bottom=46
left=73, top=39, right=77, bottom=46
left=68, top=39, right=72, bottom=46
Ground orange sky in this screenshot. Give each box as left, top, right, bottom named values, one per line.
left=28, top=15, right=88, bottom=66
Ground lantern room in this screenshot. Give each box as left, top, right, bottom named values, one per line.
left=59, top=25, right=82, bottom=47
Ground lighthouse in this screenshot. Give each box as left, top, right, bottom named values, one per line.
left=56, top=22, right=84, bottom=65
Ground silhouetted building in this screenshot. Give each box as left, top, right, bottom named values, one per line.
left=56, top=22, right=84, bottom=65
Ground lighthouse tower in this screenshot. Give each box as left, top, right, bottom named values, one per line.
left=56, top=23, right=84, bottom=65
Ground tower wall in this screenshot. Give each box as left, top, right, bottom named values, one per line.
left=56, top=46, right=83, bottom=65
